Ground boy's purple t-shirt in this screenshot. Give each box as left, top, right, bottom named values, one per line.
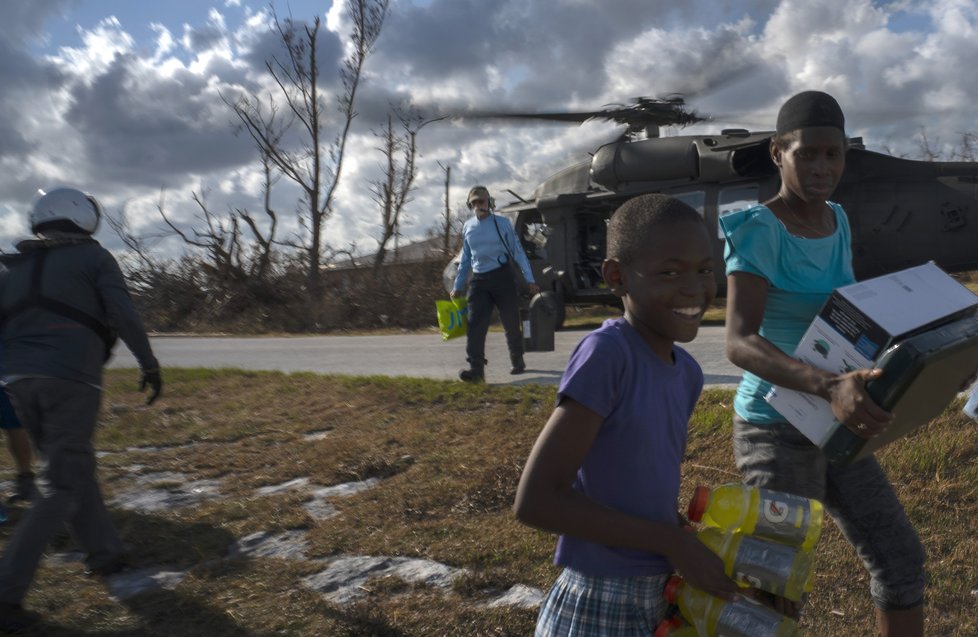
left=553, top=317, right=703, bottom=577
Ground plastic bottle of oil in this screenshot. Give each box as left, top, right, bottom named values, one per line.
left=663, top=576, right=804, bottom=637
left=697, top=527, right=814, bottom=602
left=687, top=483, right=824, bottom=551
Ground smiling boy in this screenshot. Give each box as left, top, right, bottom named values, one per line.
left=515, top=194, right=738, bottom=636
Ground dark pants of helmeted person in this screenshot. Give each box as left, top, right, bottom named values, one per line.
left=467, top=265, right=524, bottom=368
left=0, top=379, right=125, bottom=604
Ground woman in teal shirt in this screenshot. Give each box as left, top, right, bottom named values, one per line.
left=722, top=91, right=925, bottom=637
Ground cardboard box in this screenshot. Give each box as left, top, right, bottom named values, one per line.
left=820, top=314, right=978, bottom=464
left=766, top=262, right=978, bottom=451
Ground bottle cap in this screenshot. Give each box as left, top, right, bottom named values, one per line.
left=662, top=574, right=682, bottom=604
left=687, top=485, right=709, bottom=522
left=654, top=616, right=683, bottom=637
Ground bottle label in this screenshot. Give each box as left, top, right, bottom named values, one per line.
left=715, top=597, right=786, bottom=637
left=754, top=489, right=811, bottom=546
left=732, top=536, right=797, bottom=597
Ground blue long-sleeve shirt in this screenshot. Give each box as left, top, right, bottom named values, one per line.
left=453, top=214, right=535, bottom=292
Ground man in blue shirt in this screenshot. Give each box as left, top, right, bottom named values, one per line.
left=451, top=186, right=539, bottom=381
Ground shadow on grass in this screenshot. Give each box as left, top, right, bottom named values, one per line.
left=108, top=508, right=237, bottom=570
left=317, top=604, right=409, bottom=637
left=0, top=505, right=267, bottom=635
left=26, top=589, right=279, bottom=637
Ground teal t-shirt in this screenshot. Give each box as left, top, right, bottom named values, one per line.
left=719, top=203, right=855, bottom=424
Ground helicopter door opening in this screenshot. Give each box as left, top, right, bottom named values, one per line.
left=573, top=212, right=610, bottom=293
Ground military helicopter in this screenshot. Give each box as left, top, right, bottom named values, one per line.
left=446, top=96, right=978, bottom=329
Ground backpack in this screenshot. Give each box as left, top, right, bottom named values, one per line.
left=0, top=246, right=118, bottom=361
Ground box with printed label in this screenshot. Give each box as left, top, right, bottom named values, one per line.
left=766, top=262, right=978, bottom=453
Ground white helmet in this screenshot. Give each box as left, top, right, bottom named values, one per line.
left=30, top=187, right=102, bottom=234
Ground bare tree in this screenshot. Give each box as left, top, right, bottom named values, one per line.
left=370, top=108, right=442, bottom=268
left=156, top=189, right=247, bottom=285
left=104, top=206, right=161, bottom=273
left=234, top=155, right=280, bottom=281
left=915, top=128, right=941, bottom=162
left=952, top=132, right=978, bottom=162
left=223, top=1, right=389, bottom=298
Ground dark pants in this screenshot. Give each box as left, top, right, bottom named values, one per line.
left=732, top=416, right=926, bottom=610
left=0, top=378, right=124, bottom=604
left=466, top=265, right=523, bottom=365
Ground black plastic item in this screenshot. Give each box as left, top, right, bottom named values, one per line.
left=522, top=292, right=557, bottom=352
left=821, top=314, right=978, bottom=466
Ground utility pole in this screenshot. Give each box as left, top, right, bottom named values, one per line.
left=437, top=161, right=451, bottom=255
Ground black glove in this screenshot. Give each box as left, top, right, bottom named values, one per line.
left=139, top=368, right=163, bottom=405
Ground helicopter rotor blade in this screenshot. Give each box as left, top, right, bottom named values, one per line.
left=457, top=96, right=708, bottom=132
left=458, top=110, right=610, bottom=125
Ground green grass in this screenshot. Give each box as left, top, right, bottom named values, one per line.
left=2, top=369, right=976, bottom=636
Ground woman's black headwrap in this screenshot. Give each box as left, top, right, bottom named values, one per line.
left=776, top=91, right=845, bottom=135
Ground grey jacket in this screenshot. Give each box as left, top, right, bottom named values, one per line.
left=0, top=236, right=158, bottom=387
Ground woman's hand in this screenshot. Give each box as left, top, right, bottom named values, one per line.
left=825, top=368, right=892, bottom=438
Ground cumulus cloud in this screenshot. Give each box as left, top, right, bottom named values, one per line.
left=0, top=0, right=976, bottom=256
left=0, top=0, right=79, bottom=46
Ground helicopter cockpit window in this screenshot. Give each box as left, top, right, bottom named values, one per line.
left=717, top=185, right=760, bottom=239
left=524, top=223, right=550, bottom=249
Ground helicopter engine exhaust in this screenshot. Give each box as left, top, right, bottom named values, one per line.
left=590, top=137, right=700, bottom=189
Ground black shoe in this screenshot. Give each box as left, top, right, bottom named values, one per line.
left=7, top=473, right=34, bottom=504
left=459, top=367, right=485, bottom=383
left=0, top=602, right=41, bottom=632
left=510, top=354, right=526, bottom=375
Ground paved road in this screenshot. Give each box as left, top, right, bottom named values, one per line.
left=107, top=325, right=744, bottom=387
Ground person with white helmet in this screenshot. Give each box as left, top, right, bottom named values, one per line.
left=451, top=185, right=539, bottom=382
left=0, top=187, right=162, bottom=631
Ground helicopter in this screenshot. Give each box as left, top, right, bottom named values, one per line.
left=444, top=96, right=978, bottom=329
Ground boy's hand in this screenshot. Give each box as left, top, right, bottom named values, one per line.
left=667, top=530, right=740, bottom=600
left=139, top=368, right=163, bottom=405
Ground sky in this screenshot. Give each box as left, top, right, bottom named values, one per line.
left=1, top=0, right=976, bottom=261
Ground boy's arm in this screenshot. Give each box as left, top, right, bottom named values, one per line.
left=514, top=398, right=738, bottom=599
